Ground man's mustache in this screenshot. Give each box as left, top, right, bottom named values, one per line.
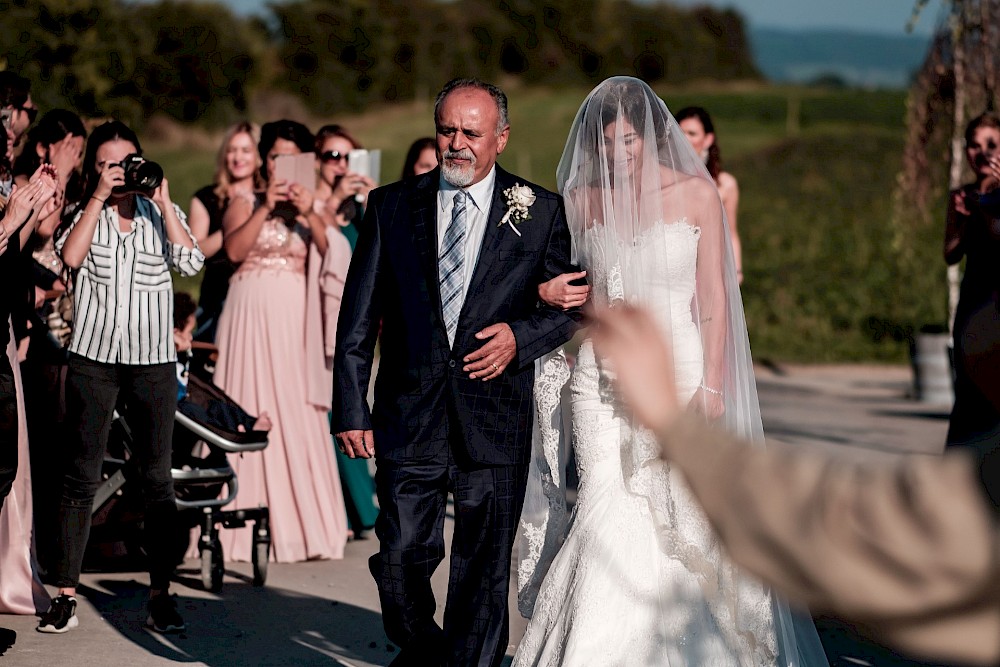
left=443, top=149, right=474, bottom=162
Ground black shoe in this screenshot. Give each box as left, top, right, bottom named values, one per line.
left=37, top=595, right=78, bottom=634
left=146, top=594, right=185, bottom=633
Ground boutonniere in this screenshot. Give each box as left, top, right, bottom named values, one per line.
left=498, top=183, right=535, bottom=237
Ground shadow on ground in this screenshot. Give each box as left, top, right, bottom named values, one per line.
left=81, top=578, right=397, bottom=666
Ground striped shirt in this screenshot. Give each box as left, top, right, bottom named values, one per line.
left=56, top=197, right=204, bottom=365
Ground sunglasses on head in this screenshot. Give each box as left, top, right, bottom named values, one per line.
left=320, top=150, right=348, bottom=163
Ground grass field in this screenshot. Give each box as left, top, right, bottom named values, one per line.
left=149, top=83, right=938, bottom=363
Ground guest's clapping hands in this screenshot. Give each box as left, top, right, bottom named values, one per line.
left=463, top=323, right=517, bottom=381
left=335, top=429, right=374, bottom=459
left=539, top=271, right=589, bottom=310
left=3, top=164, right=59, bottom=242
left=590, top=305, right=681, bottom=434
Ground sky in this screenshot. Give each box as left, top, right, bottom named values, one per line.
left=219, top=0, right=941, bottom=36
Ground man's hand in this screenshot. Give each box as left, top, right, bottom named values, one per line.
left=335, top=429, right=375, bottom=459
left=589, top=305, right=680, bottom=433
left=463, top=323, right=517, bottom=381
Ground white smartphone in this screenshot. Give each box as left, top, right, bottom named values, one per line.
left=273, top=152, right=316, bottom=191
left=347, top=149, right=381, bottom=202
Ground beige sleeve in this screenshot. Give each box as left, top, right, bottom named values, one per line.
left=655, top=417, right=1000, bottom=660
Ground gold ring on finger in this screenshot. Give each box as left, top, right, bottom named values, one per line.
left=492, top=363, right=499, bottom=371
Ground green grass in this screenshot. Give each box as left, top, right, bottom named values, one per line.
left=152, top=84, right=932, bottom=363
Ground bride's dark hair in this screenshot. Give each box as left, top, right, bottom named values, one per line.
left=595, top=78, right=669, bottom=146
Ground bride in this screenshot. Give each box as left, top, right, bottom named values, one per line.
left=514, top=77, right=829, bottom=666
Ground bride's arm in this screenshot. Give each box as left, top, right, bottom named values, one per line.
left=692, top=179, right=728, bottom=417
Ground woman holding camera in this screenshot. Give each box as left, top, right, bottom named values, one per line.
left=38, top=121, right=204, bottom=635
left=214, top=119, right=348, bottom=563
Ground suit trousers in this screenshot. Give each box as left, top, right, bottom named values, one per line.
left=0, top=361, right=17, bottom=511
left=371, top=436, right=529, bottom=667
left=53, top=354, right=179, bottom=590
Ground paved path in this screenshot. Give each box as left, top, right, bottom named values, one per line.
left=0, top=364, right=952, bottom=666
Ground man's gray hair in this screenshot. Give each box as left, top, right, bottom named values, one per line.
left=434, top=78, right=509, bottom=136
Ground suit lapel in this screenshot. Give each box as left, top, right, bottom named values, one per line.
left=409, top=169, right=443, bottom=321
left=464, top=166, right=511, bottom=304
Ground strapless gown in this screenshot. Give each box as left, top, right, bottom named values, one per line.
left=515, top=220, right=779, bottom=666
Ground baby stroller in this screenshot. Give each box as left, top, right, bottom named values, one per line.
left=92, top=360, right=271, bottom=593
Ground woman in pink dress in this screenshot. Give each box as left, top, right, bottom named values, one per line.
left=215, top=120, right=348, bottom=562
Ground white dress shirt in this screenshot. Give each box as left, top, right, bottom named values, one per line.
left=57, top=197, right=204, bottom=365
left=437, top=166, right=496, bottom=311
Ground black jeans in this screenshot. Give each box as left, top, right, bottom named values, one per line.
left=0, top=359, right=17, bottom=512
left=54, top=355, right=178, bottom=590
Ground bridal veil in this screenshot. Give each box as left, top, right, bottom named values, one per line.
left=517, top=76, right=828, bottom=666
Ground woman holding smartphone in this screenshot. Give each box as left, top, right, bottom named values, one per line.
left=215, top=119, right=348, bottom=563
left=39, top=121, right=203, bottom=635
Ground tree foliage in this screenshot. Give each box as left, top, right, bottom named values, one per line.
left=1, top=0, right=759, bottom=124
left=272, top=0, right=760, bottom=115
left=0, top=0, right=268, bottom=126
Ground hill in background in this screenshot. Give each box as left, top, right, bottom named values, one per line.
left=750, top=27, right=930, bottom=88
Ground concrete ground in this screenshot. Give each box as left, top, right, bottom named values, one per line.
left=0, top=363, right=952, bottom=666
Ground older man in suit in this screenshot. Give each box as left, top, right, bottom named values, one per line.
left=333, top=79, right=580, bottom=667
left=592, top=305, right=1000, bottom=667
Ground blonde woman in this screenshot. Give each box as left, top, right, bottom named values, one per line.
left=188, top=121, right=265, bottom=342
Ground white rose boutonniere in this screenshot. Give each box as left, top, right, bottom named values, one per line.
left=499, top=183, right=536, bottom=237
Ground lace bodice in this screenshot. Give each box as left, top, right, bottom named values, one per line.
left=591, top=218, right=700, bottom=324
left=235, top=216, right=308, bottom=276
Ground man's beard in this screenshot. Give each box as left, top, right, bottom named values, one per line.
left=441, top=149, right=476, bottom=187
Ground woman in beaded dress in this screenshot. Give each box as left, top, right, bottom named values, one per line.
left=214, top=120, right=348, bottom=562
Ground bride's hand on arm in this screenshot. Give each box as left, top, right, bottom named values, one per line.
left=538, top=271, right=589, bottom=310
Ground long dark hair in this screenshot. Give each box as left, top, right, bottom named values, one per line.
left=258, top=120, right=314, bottom=181
left=14, top=109, right=87, bottom=203
left=401, top=137, right=435, bottom=179
left=81, top=120, right=142, bottom=199
left=675, top=106, right=721, bottom=181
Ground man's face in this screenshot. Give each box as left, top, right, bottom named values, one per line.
left=435, top=88, right=509, bottom=188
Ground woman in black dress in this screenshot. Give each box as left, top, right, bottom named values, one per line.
left=188, top=122, right=264, bottom=342
left=945, top=112, right=1000, bottom=452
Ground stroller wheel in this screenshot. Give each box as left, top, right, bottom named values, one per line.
left=252, top=539, right=269, bottom=587
left=200, top=539, right=225, bottom=592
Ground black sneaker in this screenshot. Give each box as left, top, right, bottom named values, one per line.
left=146, top=594, right=185, bottom=633
left=37, top=594, right=78, bottom=634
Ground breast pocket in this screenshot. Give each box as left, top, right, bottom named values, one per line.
left=85, top=242, right=115, bottom=285
left=134, top=251, right=171, bottom=292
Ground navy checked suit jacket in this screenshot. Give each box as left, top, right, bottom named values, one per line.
left=332, top=166, right=580, bottom=465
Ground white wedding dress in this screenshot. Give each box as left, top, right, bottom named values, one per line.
left=515, top=220, right=778, bottom=667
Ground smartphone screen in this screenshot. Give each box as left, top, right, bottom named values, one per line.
left=273, top=152, right=316, bottom=191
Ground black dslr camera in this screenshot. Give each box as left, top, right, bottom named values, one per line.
left=113, top=154, right=163, bottom=196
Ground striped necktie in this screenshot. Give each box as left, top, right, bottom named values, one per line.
left=439, top=191, right=468, bottom=345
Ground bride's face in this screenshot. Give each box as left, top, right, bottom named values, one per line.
left=602, top=117, right=643, bottom=178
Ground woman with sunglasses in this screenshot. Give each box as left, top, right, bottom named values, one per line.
left=313, top=125, right=374, bottom=250
left=311, top=124, right=379, bottom=538
left=187, top=121, right=265, bottom=342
